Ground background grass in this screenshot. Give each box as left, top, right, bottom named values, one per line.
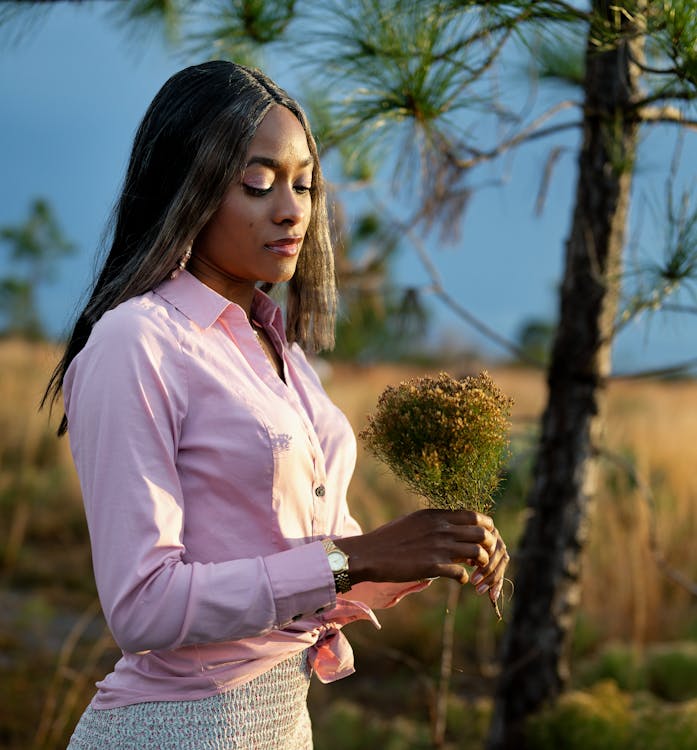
left=1, top=340, right=697, bottom=749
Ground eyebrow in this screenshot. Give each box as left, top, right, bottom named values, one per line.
left=246, top=155, right=314, bottom=170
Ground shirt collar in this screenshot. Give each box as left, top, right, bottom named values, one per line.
left=154, top=270, right=286, bottom=340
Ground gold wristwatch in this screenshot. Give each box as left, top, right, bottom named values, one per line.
left=321, top=538, right=352, bottom=594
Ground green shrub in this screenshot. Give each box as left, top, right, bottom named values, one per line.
left=312, top=700, right=432, bottom=750
left=628, top=699, right=697, bottom=750
left=646, top=642, right=697, bottom=702
left=526, top=682, right=697, bottom=750
left=576, top=643, right=647, bottom=692
left=445, top=695, right=492, bottom=746
left=526, top=681, right=631, bottom=750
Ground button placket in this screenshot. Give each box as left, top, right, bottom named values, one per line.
left=282, top=371, right=329, bottom=533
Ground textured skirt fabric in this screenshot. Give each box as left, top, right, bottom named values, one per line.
left=67, top=651, right=313, bottom=750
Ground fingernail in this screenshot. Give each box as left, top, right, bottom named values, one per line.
left=471, top=572, right=483, bottom=585
left=477, top=583, right=489, bottom=594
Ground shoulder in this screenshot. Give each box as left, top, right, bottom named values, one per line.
left=66, top=292, right=186, bottom=399
left=64, top=292, right=189, bottom=416
left=88, top=293, right=181, bottom=354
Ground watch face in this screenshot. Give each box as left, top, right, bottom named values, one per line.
left=327, top=550, right=347, bottom=572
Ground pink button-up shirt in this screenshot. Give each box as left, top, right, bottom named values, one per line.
left=64, top=270, right=426, bottom=709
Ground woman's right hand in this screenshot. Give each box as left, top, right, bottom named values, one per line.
left=335, top=509, right=497, bottom=586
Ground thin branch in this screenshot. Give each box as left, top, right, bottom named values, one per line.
left=434, top=287, right=540, bottom=364
left=638, top=105, right=697, bottom=131
left=448, top=24, right=514, bottom=99
left=406, top=227, right=544, bottom=367
left=432, top=5, right=533, bottom=64
left=629, top=51, right=679, bottom=78
left=364, top=190, right=546, bottom=365
left=433, top=581, right=461, bottom=747
left=535, top=146, right=568, bottom=216
left=34, top=598, right=102, bottom=748
left=446, top=101, right=581, bottom=170
left=544, top=0, right=591, bottom=18
left=612, top=355, right=697, bottom=380
left=662, top=302, right=697, bottom=314
left=434, top=0, right=588, bottom=63
left=600, top=447, right=697, bottom=598
left=633, top=90, right=697, bottom=108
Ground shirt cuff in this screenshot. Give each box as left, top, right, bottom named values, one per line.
left=264, top=541, right=336, bottom=628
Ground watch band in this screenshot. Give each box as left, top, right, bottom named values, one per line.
left=331, top=565, right=352, bottom=594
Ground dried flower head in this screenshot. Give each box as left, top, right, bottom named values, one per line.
left=359, top=371, right=512, bottom=514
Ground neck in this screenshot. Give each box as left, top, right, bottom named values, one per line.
left=187, top=254, right=256, bottom=319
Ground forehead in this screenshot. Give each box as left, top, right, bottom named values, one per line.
left=246, top=105, right=313, bottom=166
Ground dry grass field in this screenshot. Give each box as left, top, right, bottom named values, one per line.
left=2, top=339, right=697, bottom=749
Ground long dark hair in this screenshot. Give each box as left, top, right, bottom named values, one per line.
left=43, top=61, right=336, bottom=436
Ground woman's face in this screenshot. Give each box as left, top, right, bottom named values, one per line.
left=191, top=105, right=314, bottom=304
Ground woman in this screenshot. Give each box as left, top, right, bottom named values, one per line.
left=44, top=61, right=509, bottom=749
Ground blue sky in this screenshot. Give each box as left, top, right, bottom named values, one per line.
left=1, top=3, right=695, bottom=373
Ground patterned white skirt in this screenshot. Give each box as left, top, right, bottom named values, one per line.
left=67, top=651, right=313, bottom=750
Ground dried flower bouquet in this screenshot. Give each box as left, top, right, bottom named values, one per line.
left=360, top=370, right=512, bottom=615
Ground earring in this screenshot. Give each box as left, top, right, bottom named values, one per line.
left=170, top=244, right=192, bottom=279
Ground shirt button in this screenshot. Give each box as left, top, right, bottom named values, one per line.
left=315, top=485, right=326, bottom=497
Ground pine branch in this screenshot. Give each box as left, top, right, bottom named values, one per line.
left=431, top=1, right=588, bottom=65
left=447, top=22, right=513, bottom=96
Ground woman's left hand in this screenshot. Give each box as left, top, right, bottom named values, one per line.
left=468, top=525, right=509, bottom=604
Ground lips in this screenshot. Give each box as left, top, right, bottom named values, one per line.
left=264, top=237, right=303, bottom=257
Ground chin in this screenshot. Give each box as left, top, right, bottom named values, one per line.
left=263, top=263, right=298, bottom=285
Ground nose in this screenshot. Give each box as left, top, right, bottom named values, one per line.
left=273, top=184, right=307, bottom=226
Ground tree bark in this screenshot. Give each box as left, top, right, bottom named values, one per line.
left=487, top=3, right=645, bottom=748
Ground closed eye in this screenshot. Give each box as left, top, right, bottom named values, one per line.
left=243, top=184, right=272, bottom=197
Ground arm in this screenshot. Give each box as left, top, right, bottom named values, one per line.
left=64, top=307, right=335, bottom=654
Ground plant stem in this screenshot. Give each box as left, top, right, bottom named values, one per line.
left=433, top=579, right=461, bottom=747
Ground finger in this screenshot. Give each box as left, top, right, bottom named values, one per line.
left=451, top=525, right=496, bottom=552
left=433, top=563, right=469, bottom=584
left=452, top=510, right=494, bottom=531
left=473, top=538, right=506, bottom=570
left=472, top=512, right=494, bottom=530
left=453, top=543, right=489, bottom=567
left=472, top=545, right=509, bottom=589
left=474, top=532, right=506, bottom=567
left=480, top=541, right=508, bottom=575
left=480, top=529, right=497, bottom=555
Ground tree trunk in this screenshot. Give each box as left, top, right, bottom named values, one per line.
left=487, top=3, right=645, bottom=748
